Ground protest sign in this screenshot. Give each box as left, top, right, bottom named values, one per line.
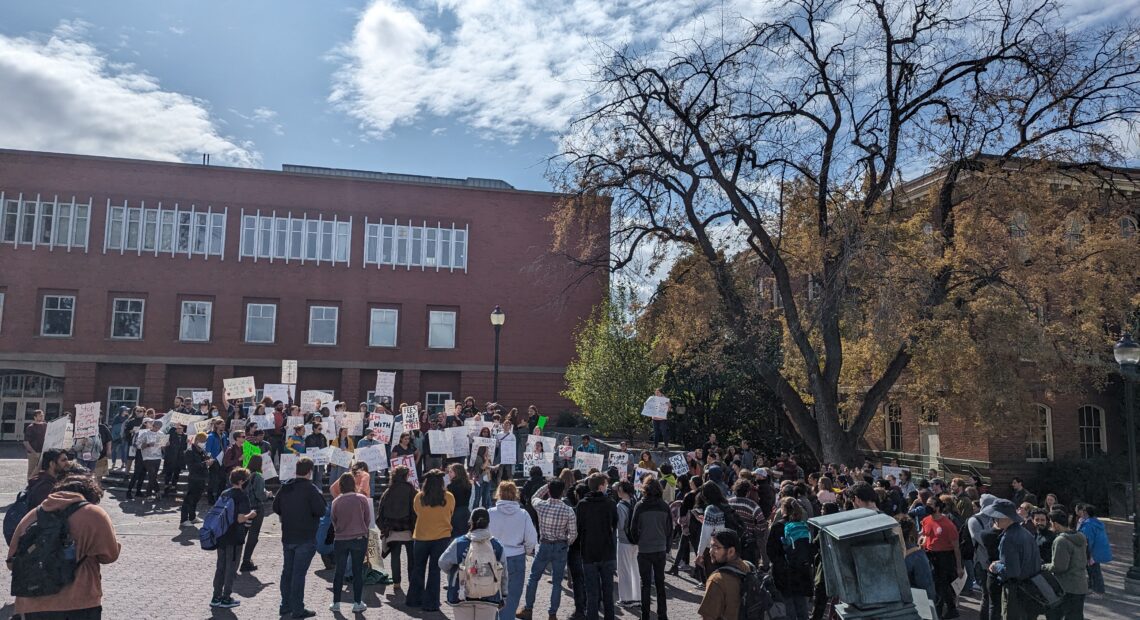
left=526, top=435, right=555, bottom=459
left=251, top=415, right=274, bottom=432
left=192, top=419, right=211, bottom=436
left=242, top=441, right=261, bottom=468
left=370, top=413, right=394, bottom=443
left=73, top=402, right=100, bottom=438
left=669, top=453, right=687, bottom=474
left=281, top=360, right=298, bottom=384
left=428, top=430, right=450, bottom=455
left=329, top=448, right=354, bottom=469
left=355, top=445, right=388, bottom=472
left=447, top=426, right=470, bottom=458
left=286, top=415, right=304, bottom=431
left=279, top=454, right=298, bottom=482
left=261, top=457, right=278, bottom=480
left=882, top=465, right=909, bottom=481
left=558, top=445, right=575, bottom=460
left=42, top=416, right=73, bottom=452
left=389, top=421, right=404, bottom=447
left=537, top=415, right=548, bottom=429
left=230, top=418, right=248, bottom=434
left=168, top=412, right=206, bottom=430
left=374, top=371, right=396, bottom=399
left=320, top=416, right=337, bottom=442
left=263, top=383, right=295, bottom=405
left=401, top=406, right=420, bottom=430
left=640, top=395, right=670, bottom=418
left=303, top=424, right=313, bottom=437
left=299, top=390, right=333, bottom=414
left=391, top=455, right=418, bottom=488
left=524, top=452, right=554, bottom=477
left=223, top=376, right=257, bottom=401
left=342, top=412, right=364, bottom=435
left=608, top=451, right=630, bottom=473
left=309, top=446, right=332, bottom=467
left=634, top=467, right=656, bottom=488
left=191, top=391, right=213, bottom=405
left=470, top=437, right=498, bottom=465
left=573, top=451, right=603, bottom=474
left=444, top=399, right=456, bottom=413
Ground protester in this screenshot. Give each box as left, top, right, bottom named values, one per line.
left=899, top=518, right=936, bottom=602
left=273, top=457, right=326, bottom=619
left=487, top=480, right=537, bottom=620
left=180, top=432, right=212, bottom=527
left=7, top=469, right=121, bottom=619
left=630, top=478, right=672, bottom=620
left=329, top=473, right=371, bottom=613
left=728, top=479, right=765, bottom=565
left=1043, top=508, right=1088, bottom=619
left=407, top=469, right=456, bottom=612
left=210, top=467, right=257, bottom=609
left=576, top=472, right=618, bottom=620
left=22, top=409, right=46, bottom=480
left=241, top=454, right=271, bottom=572
left=767, top=496, right=813, bottom=620
left=919, top=496, right=963, bottom=619
left=1076, top=503, right=1112, bottom=595
left=613, top=480, right=641, bottom=606
left=162, top=423, right=188, bottom=496
left=983, top=499, right=1039, bottom=619
left=448, top=463, right=473, bottom=537
left=1031, top=508, right=1056, bottom=564
left=440, top=507, right=508, bottom=620
left=521, top=479, right=577, bottom=620
left=377, top=465, right=418, bottom=590
left=697, top=529, right=748, bottom=620
left=26, top=448, right=71, bottom=509
left=127, top=418, right=162, bottom=499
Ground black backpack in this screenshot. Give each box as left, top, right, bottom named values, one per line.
left=716, top=561, right=772, bottom=620
left=10, top=502, right=89, bottom=597
left=721, top=503, right=755, bottom=549
left=3, top=490, right=31, bottom=545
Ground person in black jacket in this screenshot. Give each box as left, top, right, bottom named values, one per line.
left=181, top=432, right=212, bottom=526
left=304, top=423, right=329, bottom=491
left=576, top=473, right=618, bottom=620
left=273, top=457, right=327, bottom=619
left=163, top=423, right=189, bottom=496
left=630, top=478, right=672, bottom=620
left=520, top=465, right=546, bottom=530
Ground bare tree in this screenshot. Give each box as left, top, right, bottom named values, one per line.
left=550, top=0, right=1140, bottom=464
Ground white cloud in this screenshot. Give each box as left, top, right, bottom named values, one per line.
left=0, top=21, right=260, bottom=167
left=330, top=0, right=762, bottom=141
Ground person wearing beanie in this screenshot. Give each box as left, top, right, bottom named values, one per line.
left=181, top=431, right=214, bottom=527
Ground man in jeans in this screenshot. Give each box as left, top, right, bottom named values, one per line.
left=272, top=457, right=326, bottom=619
left=575, top=473, right=618, bottom=620
left=520, top=479, right=578, bottom=620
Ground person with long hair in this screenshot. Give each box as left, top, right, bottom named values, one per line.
left=329, top=473, right=371, bottom=614
left=767, top=496, right=813, bottom=620
left=488, top=481, right=537, bottom=620
left=694, top=480, right=730, bottom=585
left=448, top=463, right=473, bottom=538
left=240, top=455, right=271, bottom=572
left=328, top=426, right=355, bottom=482
left=471, top=445, right=495, bottom=509
left=670, top=474, right=703, bottom=575
left=406, top=469, right=455, bottom=612
left=377, top=465, right=417, bottom=589
left=439, top=507, right=508, bottom=620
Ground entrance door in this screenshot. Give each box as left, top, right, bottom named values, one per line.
left=920, top=424, right=941, bottom=475
left=0, top=401, right=17, bottom=440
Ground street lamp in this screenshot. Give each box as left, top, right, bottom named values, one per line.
left=490, top=306, right=506, bottom=402
left=1114, top=332, right=1140, bottom=586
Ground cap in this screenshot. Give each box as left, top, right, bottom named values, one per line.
left=753, top=468, right=769, bottom=479
left=980, top=498, right=1021, bottom=522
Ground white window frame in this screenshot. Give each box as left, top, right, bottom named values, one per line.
left=1078, top=404, right=1106, bottom=459
left=308, top=306, right=339, bottom=346
left=369, top=308, right=399, bottom=347
left=428, top=310, right=457, bottom=349
left=0, top=193, right=91, bottom=251
left=245, top=303, right=277, bottom=344
left=885, top=403, right=903, bottom=452
left=363, top=219, right=468, bottom=272
left=107, top=386, right=141, bottom=423
left=425, top=391, right=452, bottom=415
left=179, top=300, right=213, bottom=342
left=104, top=201, right=223, bottom=258
left=1025, top=404, right=1053, bottom=462
left=110, top=297, right=145, bottom=340
left=41, top=295, right=76, bottom=337
left=239, top=211, right=351, bottom=266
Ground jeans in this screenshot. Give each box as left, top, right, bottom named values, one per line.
left=242, top=511, right=265, bottom=566
left=213, top=543, right=243, bottom=600
left=652, top=420, right=668, bottom=447
left=280, top=541, right=318, bottom=615
left=1046, top=593, right=1086, bottom=620
left=928, top=549, right=958, bottom=614
left=407, top=537, right=449, bottom=610
left=568, top=546, right=587, bottom=615
left=181, top=479, right=205, bottom=523
left=113, top=439, right=128, bottom=464
left=637, top=551, right=667, bottom=620
left=333, top=537, right=368, bottom=603
left=387, top=540, right=413, bottom=586
left=787, top=595, right=810, bottom=620
left=525, top=542, right=568, bottom=613
left=582, top=559, right=616, bottom=620
left=475, top=481, right=494, bottom=509
left=1087, top=562, right=1105, bottom=594
left=500, top=554, right=526, bottom=620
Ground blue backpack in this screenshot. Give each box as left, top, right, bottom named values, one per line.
left=199, top=494, right=235, bottom=550
left=781, top=521, right=812, bottom=569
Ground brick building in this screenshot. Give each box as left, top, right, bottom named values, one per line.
left=0, top=149, right=606, bottom=440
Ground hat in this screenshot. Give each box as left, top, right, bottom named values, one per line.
left=979, top=493, right=998, bottom=508
left=980, top=498, right=1022, bottom=522
left=753, top=468, right=769, bottom=479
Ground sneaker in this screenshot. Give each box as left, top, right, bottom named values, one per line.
left=329, top=603, right=341, bottom=612
left=240, top=563, right=258, bottom=572
left=209, top=598, right=223, bottom=608
left=180, top=520, right=193, bottom=527
left=517, top=609, right=533, bottom=620
left=292, top=610, right=317, bottom=619
left=218, top=597, right=240, bottom=608
left=351, top=602, right=367, bottom=613
left=192, top=517, right=202, bottom=524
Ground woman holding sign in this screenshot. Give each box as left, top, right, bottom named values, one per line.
left=329, top=427, right=356, bottom=482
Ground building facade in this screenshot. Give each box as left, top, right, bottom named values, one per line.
left=0, top=149, right=605, bottom=439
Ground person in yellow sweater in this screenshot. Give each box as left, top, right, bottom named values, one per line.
left=406, top=469, right=455, bottom=612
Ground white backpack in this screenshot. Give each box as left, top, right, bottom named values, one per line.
left=458, top=537, right=503, bottom=600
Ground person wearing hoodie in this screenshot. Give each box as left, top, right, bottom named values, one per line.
left=1040, top=508, right=1087, bottom=620
left=576, top=472, right=618, bottom=620
left=7, top=470, right=121, bottom=619
left=630, top=478, right=673, bottom=620
left=488, top=480, right=538, bottom=620
left=440, top=507, right=510, bottom=620
left=1076, top=503, right=1111, bottom=595
left=273, top=457, right=327, bottom=619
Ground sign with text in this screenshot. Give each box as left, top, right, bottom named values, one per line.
left=447, top=426, right=470, bottom=457
left=607, top=451, right=630, bottom=473
left=355, top=445, right=388, bottom=472
left=573, top=451, right=603, bottom=474
left=191, top=391, right=213, bottom=405
left=669, top=453, right=688, bottom=474
left=281, top=360, right=298, bottom=384
left=558, top=445, right=575, bottom=460
left=329, top=448, right=354, bottom=469
left=428, top=430, right=449, bottom=455
left=261, top=457, right=278, bottom=480
left=309, top=446, right=332, bottom=467
left=250, top=415, right=274, bottom=432
left=470, top=437, right=498, bottom=465
left=279, top=454, right=298, bottom=482
left=524, top=452, right=553, bottom=477
left=640, top=395, right=670, bottom=418
left=400, top=406, right=420, bottom=431
left=391, top=455, right=418, bottom=488
left=526, top=435, right=555, bottom=457
left=881, top=465, right=909, bottom=481
left=444, top=399, right=456, bottom=413
left=73, top=402, right=100, bottom=438
left=299, top=390, right=333, bottom=414
left=223, top=376, right=257, bottom=401
left=369, top=413, right=394, bottom=443
left=168, top=412, right=206, bottom=431
left=374, top=371, right=396, bottom=399
left=342, top=412, right=364, bottom=436
left=263, top=383, right=295, bottom=405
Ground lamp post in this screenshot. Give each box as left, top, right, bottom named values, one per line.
left=490, top=306, right=505, bottom=403
left=1114, top=332, right=1140, bottom=586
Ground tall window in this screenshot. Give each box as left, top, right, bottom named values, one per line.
left=369, top=308, right=398, bottom=347
left=111, top=298, right=145, bottom=340
left=1, top=195, right=91, bottom=249
left=41, top=295, right=75, bottom=337
left=428, top=310, right=457, bottom=349
left=1025, top=404, right=1052, bottom=461
left=886, top=404, right=903, bottom=451
left=1121, top=215, right=1138, bottom=239
left=245, top=303, right=277, bottom=343
left=308, top=306, right=339, bottom=345
left=363, top=221, right=469, bottom=271
left=1009, top=210, right=1029, bottom=240
left=240, top=213, right=351, bottom=265
left=105, top=203, right=223, bottom=257
left=1063, top=215, right=1087, bottom=248
left=180, top=301, right=212, bottom=342
left=108, top=387, right=140, bottom=422
left=1078, top=405, right=1106, bottom=458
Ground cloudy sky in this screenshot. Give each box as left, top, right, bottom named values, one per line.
left=1, top=0, right=1134, bottom=192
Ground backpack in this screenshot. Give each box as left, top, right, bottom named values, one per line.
left=457, top=537, right=503, bottom=600
left=198, top=493, right=236, bottom=551
left=3, top=490, right=31, bottom=545
left=781, top=521, right=812, bottom=569
left=716, top=561, right=773, bottom=620
left=721, top=503, right=754, bottom=549
left=621, top=500, right=638, bottom=544
left=10, top=501, right=88, bottom=597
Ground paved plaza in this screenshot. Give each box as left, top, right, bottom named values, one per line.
left=0, top=453, right=1136, bottom=619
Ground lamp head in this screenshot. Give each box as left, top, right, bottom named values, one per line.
left=490, top=305, right=506, bottom=327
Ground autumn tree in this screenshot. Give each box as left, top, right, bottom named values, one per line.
left=551, top=0, right=1140, bottom=464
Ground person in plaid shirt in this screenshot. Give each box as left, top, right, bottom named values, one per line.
left=518, top=479, right=578, bottom=620
left=728, top=479, right=767, bottom=566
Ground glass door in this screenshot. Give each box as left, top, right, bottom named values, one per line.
left=0, top=401, right=17, bottom=440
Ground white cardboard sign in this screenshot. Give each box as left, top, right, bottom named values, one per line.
left=223, top=376, right=257, bottom=401
left=73, top=402, right=100, bottom=438
left=640, top=395, right=670, bottom=418
left=374, top=371, right=396, bottom=398
left=574, top=451, right=604, bottom=474
left=355, top=445, right=389, bottom=472
left=281, top=360, right=298, bottom=384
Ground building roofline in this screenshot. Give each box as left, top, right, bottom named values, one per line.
left=893, top=154, right=1140, bottom=198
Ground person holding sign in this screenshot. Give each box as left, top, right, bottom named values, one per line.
left=22, top=409, right=46, bottom=480
left=647, top=388, right=671, bottom=450
left=304, top=421, right=329, bottom=491
left=328, top=427, right=356, bottom=483
left=471, top=435, right=496, bottom=510
left=181, top=432, right=213, bottom=527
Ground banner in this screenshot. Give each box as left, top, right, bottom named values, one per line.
left=374, top=371, right=396, bottom=398
left=191, top=390, right=213, bottom=405
left=573, top=452, right=603, bottom=474
left=223, top=376, right=257, bottom=401
left=524, top=452, right=553, bottom=477
left=369, top=413, right=394, bottom=443
left=299, top=390, right=333, bottom=414
left=391, top=455, right=418, bottom=488
left=281, top=359, right=298, bottom=384
left=263, top=383, right=295, bottom=405
left=354, top=445, right=388, bottom=472
left=400, top=406, right=420, bottom=431
left=279, top=453, right=299, bottom=482
left=470, top=437, right=497, bottom=465
left=329, top=448, right=354, bottom=469
left=73, top=402, right=100, bottom=438
left=640, top=395, right=670, bottom=418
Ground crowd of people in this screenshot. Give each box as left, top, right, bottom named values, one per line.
left=6, top=398, right=1120, bottom=620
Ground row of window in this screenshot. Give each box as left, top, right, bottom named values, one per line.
left=1, top=195, right=92, bottom=249
left=5, top=293, right=459, bottom=349
left=363, top=220, right=469, bottom=270
left=239, top=213, right=352, bottom=264
left=106, top=388, right=457, bottom=422
left=105, top=203, right=225, bottom=257
left=1010, top=211, right=1138, bottom=244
